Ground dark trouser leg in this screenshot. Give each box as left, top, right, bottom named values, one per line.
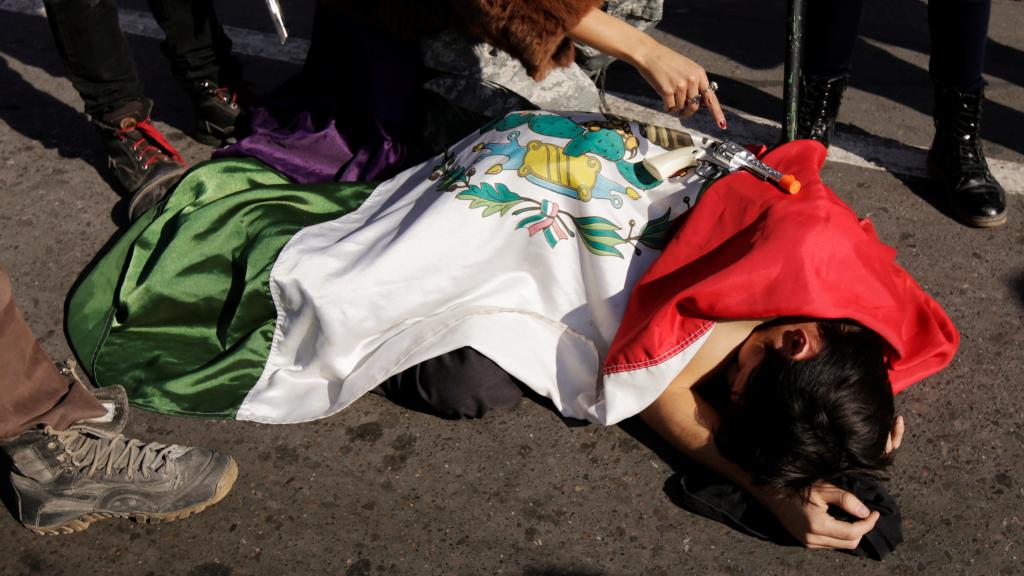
left=928, top=0, right=991, bottom=90
left=802, top=0, right=865, bottom=78
left=794, top=0, right=864, bottom=146
left=43, top=0, right=145, bottom=118
left=927, top=0, right=1004, bottom=227
left=303, top=1, right=422, bottom=137
left=374, top=348, right=524, bottom=419
left=0, top=266, right=105, bottom=441
left=147, top=0, right=237, bottom=84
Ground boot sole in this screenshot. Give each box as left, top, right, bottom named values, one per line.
left=926, top=155, right=1008, bottom=228
left=193, top=120, right=237, bottom=147
left=28, top=457, right=238, bottom=536
left=954, top=209, right=1008, bottom=228
left=192, top=131, right=228, bottom=147
left=127, top=164, right=188, bottom=222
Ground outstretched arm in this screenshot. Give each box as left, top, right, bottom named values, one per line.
left=639, top=322, right=881, bottom=549
left=567, top=8, right=727, bottom=129
left=641, top=380, right=880, bottom=549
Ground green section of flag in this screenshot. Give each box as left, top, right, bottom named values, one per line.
left=66, top=158, right=375, bottom=418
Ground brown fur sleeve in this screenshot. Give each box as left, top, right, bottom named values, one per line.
left=450, top=0, right=604, bottom=80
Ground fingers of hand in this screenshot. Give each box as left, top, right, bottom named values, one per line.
left=893, top=415, right=906, bottom=451
left=808, top=510, right=880, bottom=545
left=682, top=76, right=701, bottom=119
left=702, top=89, right=727, bottom=129
left=660, top=88, right=678, bottom=115
left=817, top=484, right=871, bottom=519
left=662, top=74, right=702, bottom=118
left=660, top=82, right=685, bottom=115
left=805, top=534, right=866, bottom=550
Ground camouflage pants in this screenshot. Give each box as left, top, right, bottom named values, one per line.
left=418, top=0, right=664, bottom=151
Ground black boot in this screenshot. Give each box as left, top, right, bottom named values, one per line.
left=188, top=79, right=248, bottom=146
left=94, top=99, right=188, bottom=221
left=796, top=74, right=849, bottom=148
left=929, top=84, right=1007, bottom=228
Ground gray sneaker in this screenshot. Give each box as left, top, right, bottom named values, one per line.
left=2, top=382, right=237, bottom=535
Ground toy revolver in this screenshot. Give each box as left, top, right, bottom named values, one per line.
left=643, top=139, right=801, bottom=194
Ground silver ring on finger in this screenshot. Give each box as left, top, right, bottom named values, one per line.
left=687, top=95, right=702, bottom=107
left=701, top=81, right=719, bottom=97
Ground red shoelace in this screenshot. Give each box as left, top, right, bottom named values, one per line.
left=117, top=118, right=186, bottom=169
left=212, top=84, right=238, bottom=106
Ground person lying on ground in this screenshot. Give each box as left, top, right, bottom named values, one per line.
left=64, top=110, right=957, bottom=548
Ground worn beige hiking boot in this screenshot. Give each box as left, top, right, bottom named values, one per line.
left=1, top=376, right=237, bottom=535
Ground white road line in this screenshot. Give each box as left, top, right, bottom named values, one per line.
left=2, top=0, right=1022, bottom=194
left=605, top=92, right=1024, bottom=195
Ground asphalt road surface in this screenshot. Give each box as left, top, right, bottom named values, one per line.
left=1, top=1, right=1022, bottom=574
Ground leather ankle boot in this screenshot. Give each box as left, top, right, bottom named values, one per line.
left=188, top=79, right=248, bottom=146
left=94, top=99, right=188, bottom=221
left=796, top=74, right=849, bottom=148
left=929, top=84, right=1007, bottom=228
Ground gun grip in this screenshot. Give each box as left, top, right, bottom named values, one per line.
left=642, top=146, right=702, bottom=180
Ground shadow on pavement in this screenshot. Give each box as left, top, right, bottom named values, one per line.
left=640, top=0, right=1024, bottom=155
left=0, top=55, right=138, bottom=225
left=0, top=450, right=21, bottom=528
left=0, top=11, right=195, bottom=136
left=892, top=173, right=959, bottom=225
left=856, top=0, right=1024, bottom=90
left=0, top=57, right=120, bottom=191
left=849, top=37, right=1023, bottom=156
left=1010, top=270, right=1024, bottom=308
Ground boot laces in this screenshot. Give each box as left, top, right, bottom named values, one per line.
left=117, top=119, right=186, bottom=169
left=197, top=80, right=238, bottom=107
left=954, top=110, right=982, bottom=161
left=934, top=88, right=988, bottom=173
left=214, top=85, right=238, bottom=106
left=799, top=82, right=832, bottom=123
left=798, top=76, right=846, bottom=139
left=46, top=426, right=187, bottom=481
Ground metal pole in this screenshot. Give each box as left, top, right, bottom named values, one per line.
left=782, top=0, right=807, bottom=142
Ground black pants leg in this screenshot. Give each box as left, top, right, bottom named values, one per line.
left=802, top=0, right=864, bottom=79
left=146, top=0, right=238, bottom=85
left=928, top=0, right=991, bottom=90
left=43, top=0, right=145, bottom=118
left=802, top=0, right=992, bottom=90
left=374, top=348, right=524, bottom=419
left=43, top=0, right=236, bottom=118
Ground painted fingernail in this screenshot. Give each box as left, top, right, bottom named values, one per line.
left=719, top=120, right=728, bottom=130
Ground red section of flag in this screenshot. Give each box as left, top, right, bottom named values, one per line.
left=605, top=140, right=958, bottom=393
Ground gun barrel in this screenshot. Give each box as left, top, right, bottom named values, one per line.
left=708, top=142, right=800, bottom=194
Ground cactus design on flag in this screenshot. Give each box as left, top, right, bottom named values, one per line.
left=439, top=180, right=672, bottom=258
left=428, top=113, right=681, bottom=258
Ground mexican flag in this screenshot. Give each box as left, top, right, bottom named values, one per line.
left=66, top=111, right=713, bottom=424
left=66, top=111, right=959, bottom=425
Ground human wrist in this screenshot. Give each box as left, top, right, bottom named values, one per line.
left=621, top=32, right=660, bottom=69
left=745, top=481, right=780, bottom=508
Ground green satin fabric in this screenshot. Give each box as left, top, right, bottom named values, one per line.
left=66, top=158, right=375, bottom=418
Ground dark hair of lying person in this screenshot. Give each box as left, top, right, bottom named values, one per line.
left=716, top=319, right=895, bottom=494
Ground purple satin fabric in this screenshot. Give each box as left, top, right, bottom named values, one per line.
left=214, top=107, right=408, bottom=184
left=213, top=2, right=422, bottom=184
